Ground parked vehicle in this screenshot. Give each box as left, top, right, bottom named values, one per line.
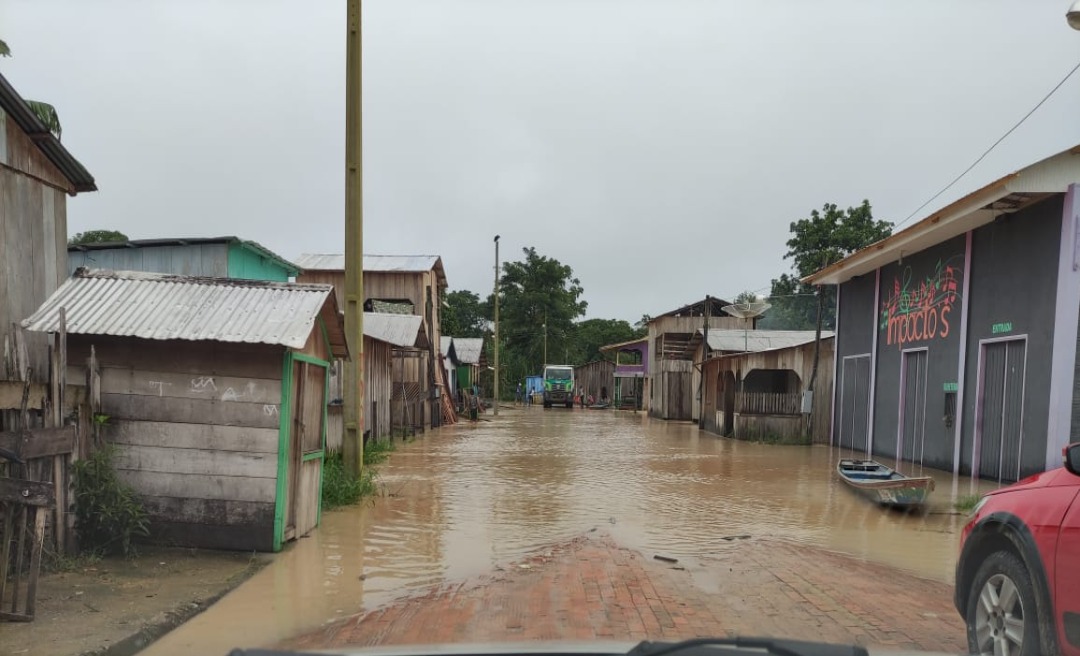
left=542, top=365, right=575, bottom=409
left=835, top=459, right=934, bottom=508
left=954, top=442, right=1080, bottom=656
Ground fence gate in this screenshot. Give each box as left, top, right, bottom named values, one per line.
left=976, top=339, right=1027, bottom=483
left=839, top=355, right=871, bottom=452
left=899, top=349, right=929, bottom=466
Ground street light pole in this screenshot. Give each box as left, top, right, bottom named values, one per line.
left=543, top=321, right=547, bottom=365
left=493, top=235, right=500, bottom=416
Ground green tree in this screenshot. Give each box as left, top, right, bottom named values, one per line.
left=761, top=200, right=892, bottom=330
left=495, top=247, right=587, bottom=376
left=571, top=318, right=641, bottom=364
left=442, top=289, right=487, bottom=338
left=734, top=291, right=760, bottom=305
left=69, top=230, right=130, bottom=246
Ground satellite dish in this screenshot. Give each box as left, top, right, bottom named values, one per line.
left=722, top=301, right=772, bottom=319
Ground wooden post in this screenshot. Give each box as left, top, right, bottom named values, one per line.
left=342, top=0, right=365, bottom=475
left=493, top=235, right=500, bottom=416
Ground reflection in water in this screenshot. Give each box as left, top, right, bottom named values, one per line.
left=146, top=408, right=999, bottom=654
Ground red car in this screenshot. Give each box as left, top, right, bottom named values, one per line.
left=955, top=443, right=1080, bottom=656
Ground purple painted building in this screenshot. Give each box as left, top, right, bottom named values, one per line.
left=600, top=338, right=649, bottom=409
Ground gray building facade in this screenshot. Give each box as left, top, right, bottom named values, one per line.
left=810, top=145, right=1080, bottom=482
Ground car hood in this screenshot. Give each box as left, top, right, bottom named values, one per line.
left=985, top=466, right=1069, bottom=495
left=270, top=641, right=961, bottom=656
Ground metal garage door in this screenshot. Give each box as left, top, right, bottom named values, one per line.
left=976, top=339, right=1027, bottom=483
left=839, top=354, right=871, bottom=453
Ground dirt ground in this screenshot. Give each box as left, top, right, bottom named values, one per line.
left=287, top=532, right=967, bottom=654
left=0, top=546, right=268, bottom=656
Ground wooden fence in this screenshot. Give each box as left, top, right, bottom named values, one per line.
left=736, top=391, right=800, bottom=416
left=1, top=318, right=97, bottom=621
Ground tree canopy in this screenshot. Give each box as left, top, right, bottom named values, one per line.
left=760, top=200, right=891, bottom=330
left=572, top=318, right=643, bottom=364
left=69, top=230, right=130, bottom=246
left=442, top=289, right=487, bottom=338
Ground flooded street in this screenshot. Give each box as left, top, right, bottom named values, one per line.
left=146, top=408, right=993, bottom=654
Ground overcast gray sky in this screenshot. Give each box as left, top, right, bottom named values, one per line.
left=4, top=1, right=1080, bottom=321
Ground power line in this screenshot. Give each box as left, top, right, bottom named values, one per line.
left=895, top=57, right=1080, bottom=230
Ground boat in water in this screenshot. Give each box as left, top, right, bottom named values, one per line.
left=836, top=458, right=934, bottom=508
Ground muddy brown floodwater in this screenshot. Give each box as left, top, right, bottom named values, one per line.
left=145, top=408, right=1000, bottom=655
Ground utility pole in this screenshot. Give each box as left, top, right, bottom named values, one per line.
left=700, top=295, right=710, bottom=429
left=543, top=319, right=548, bottom=365
left=342, top=0, right=364, bottom=475
left=493, top=235, right=500, bottom=416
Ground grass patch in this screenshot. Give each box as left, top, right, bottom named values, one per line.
left=322, top=440, right=397, bottom=510
left=955, top=494, right=982, bottom=513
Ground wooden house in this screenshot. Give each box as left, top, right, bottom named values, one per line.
left=23, top=269, right=348, bottom=552
left=327, top=312, right=426, bottom=448
left=68, top=236, right=299, bottom=281
left=295, top=254, right=449, bottom=430
left=0, top=71, right=96, bottom=381
left=574, top=360, right=614, bottom=404
left=646, top=298, right=751, bottom=420
left=599, top=338, right=649, bottom=409
left=699, top=333, right=834, bottom=442
left=447, top=337, right=485, bottom=391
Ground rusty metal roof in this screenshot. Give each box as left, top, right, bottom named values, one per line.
left=294, top=254, right=448, bottom=286
left=449, top=337, right=484, bottom=365
left=22, top=269, right=348, bottom=357
left=364, top=312, right=426, bottom=348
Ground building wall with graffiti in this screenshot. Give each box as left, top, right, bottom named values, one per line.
left=829, top=193, right=1069, bottom=482
left=872, top=236, right=966, bottom=472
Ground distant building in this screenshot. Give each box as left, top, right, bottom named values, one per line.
left=645, top=298, right=751, bottom=420
left=295, top=254, right=450, bottom=433
left=807, top=144, right=1080, bottom=482
left=68, top=236, right=299, bottom=282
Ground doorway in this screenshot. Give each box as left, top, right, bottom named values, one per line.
left=898, top=349, right=929, bottom=467
left=974, top=337, right=1027, bottom=483
left=839, top=354, right=871, bottom=452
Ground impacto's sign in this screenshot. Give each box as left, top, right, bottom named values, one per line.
left=879, top=256, right=964, bottom=350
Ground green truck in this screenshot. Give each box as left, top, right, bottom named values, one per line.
left=542, top=365, right=575, bottom=409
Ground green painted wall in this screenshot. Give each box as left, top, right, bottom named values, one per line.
left=456, top=365, right=472, bottom=388
left=228, top=243, right=292, bottom=281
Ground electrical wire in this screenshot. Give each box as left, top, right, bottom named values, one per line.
left=894, top=57, right=1080, bottom=230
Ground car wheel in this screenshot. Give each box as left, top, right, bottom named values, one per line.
left=965, top=550, right=1041, bottom=656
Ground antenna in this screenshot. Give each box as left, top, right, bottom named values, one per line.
left=721, top=302, right=772, bottom=352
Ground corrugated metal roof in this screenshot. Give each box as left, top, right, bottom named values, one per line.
left=22, top=269, right=348, bottom=357
left=364, top=312, right=425, bottom=348
left=68, top=236, right=299, bottom=276
left=0, top=71, right=96, bottom=193
left=450, top=337, right=484, bottom=365
left=704, top=330, right=833, bottom=353
left=294, top=254, right=448, bottom=286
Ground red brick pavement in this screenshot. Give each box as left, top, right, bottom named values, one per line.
left=286, top=534, right=965, bottom=653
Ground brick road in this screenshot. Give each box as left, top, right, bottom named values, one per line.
left=287, top=533, right=966, bottom=653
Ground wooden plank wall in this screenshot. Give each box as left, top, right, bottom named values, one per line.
left=69, top=335, right=283, bottom=551
left=699, top=338, right=836, bottom=442
left=574, top=361, right=614, bottom=401
left=364, top=336, right=392, bottom=440
left=1, top=109, right=70, bottom=381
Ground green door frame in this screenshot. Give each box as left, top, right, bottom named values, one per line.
left=273, top=350, right=331, bottom=552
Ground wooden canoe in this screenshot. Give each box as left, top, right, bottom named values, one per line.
left=836, top=459, right=935, bottom=508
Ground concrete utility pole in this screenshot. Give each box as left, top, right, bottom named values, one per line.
left=343, top=0, right=364, bottom=475
left=493, top=235, right=500, bottom=416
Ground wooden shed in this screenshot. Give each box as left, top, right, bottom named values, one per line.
left=574, top=360, right=614, bottom=403
left=700, top=335, right=834, bottom=443
left=23, top=269, right=348, bottom=552
left=295, top=254, right=450, bottom=429
left=68, top=236, right=299, bottom=281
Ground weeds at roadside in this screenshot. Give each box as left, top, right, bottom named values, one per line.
left=745, top=433, right=812, bottom=446
left=954, top=494, right=981, bottom=513
left=322, top=446, right=389, bottom=510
